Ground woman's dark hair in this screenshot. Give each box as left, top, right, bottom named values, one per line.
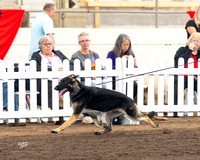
left=112, top=34, right=133, bottom=58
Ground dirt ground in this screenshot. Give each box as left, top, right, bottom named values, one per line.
left=0, top=117, right=200, bottom=160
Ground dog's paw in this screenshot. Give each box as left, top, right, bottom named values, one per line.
left=94, top=131, right=104, bottom=135
left=51, top=130, right=58, bottom=134
left=155, top=124, right=159, bottom=128
left=94, top=131, right=101, bottom=135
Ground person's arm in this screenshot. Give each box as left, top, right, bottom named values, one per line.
left=186, top=26, right=197, bottom=36
left=107, top=51, right=116, bottom=70
left=47, top=33, right=55, bottom=44
left=131, top=52, right=137, bottom=68
left=95, top=52, right=100, bottom=59
left=174, top=47, right=192, bottom=67
left=43, top=17, right=55, bottom=43
left=71, top=52, right=84, bottom=70
left=53, top=50, right=68, bottom=61
left=185, top=20, right=197, bottom=38
left=31, top=52, right=42, bottom=71
left=71, top=53, right=78, bottom=62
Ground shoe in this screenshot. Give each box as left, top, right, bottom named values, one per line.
left=54, top=121, right=65, bottom=125
left=112, top=117, right=122, bottom=125
left=147, top=111, right=156, bottom=119
left=9, top=120, right=26, bottom=127
left=82, top=116, right=93, bottom=124
left=55, top=117, right=65, bottom=125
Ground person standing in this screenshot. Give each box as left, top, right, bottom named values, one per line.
left=185, top=6, right=200, bottom=39
left=29, top=2, right=56, bottom=60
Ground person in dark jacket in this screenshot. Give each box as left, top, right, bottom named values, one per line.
left=185, top=6, right=200, bottom=39
left=174, top=32, right=200, bottom=105
left=31, top=35, right=71, bottom=110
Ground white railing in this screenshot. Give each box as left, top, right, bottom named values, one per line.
left=0, top=57, right=199, bottom=123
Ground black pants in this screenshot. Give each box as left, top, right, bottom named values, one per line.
left=112, top=78, right=138, bottom=99
left=37, top=80, right=52, bottom=109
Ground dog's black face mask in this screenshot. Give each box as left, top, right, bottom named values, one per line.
left=54, top=75, right=79, bottom=96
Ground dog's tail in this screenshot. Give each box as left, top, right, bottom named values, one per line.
left=146, top=111, right=156, bottom=120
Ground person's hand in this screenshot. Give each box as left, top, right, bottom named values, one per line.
left=189, top=40, right=197, bottom=51
left=58, top=67, right=63, bottom=71
left=123, top=55, right=129, bottom=59
left=194, top=75, right=198, bottom=81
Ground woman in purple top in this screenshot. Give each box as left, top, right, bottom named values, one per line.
left=107, top=34, right=138, bottom=125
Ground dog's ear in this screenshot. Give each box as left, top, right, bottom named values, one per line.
left=72, top=75, right=79, bottom=81
left=74, top=75, right=79, bottom=79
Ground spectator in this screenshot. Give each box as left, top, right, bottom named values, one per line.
left=107, top=33, right=137, bottom=125
left=29, top=2, right=56, bottom=60
left=71, top=32, right=101, bottom=124
left=71, top=32, right=101, bottom=86
left=185, top=6, right=200, bottom=39
left=31, top=35, right=70, bottom=113
left=107, top=33, right=137, bottom=92
left=71, top=32, right=100, bottom=70
left=174, top=32, right=200, bottom=106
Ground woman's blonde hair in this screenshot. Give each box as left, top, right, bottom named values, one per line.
left=186, top=32, right=200, bottom=50
left=193, top=6, right=200, bottom=27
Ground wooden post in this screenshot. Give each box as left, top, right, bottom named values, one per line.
left=94, top=0, right=100, bottom=28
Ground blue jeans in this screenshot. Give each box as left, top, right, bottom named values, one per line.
left=3, top=82, right=18, bottom=111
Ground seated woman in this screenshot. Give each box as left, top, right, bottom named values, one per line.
left=31, top=35, right=71, bottom=111
left=174, top=32, right=200, bottom=105
left=107, top=33, right=138, bottom=125
left=107, top=33, right=137, bottom=95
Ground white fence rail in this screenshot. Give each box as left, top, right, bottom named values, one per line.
left=0, top=57, right=199, bottom=123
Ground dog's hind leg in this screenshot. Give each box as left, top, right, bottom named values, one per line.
left=51, top=114, right=80, bottom=134
left=91, top=117, right=110, bottom=135
left=154, top=116, right=168, bottom=121
left=144, top=111, right=168, bottom=121
left=94, top=112, right=121, bottom=135
left=124, top=103, right=159, bottom=128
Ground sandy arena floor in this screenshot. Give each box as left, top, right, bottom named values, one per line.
left=0, top=117, right=200, bottom=160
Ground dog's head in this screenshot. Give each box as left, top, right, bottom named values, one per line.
left=55, top=74, right=79, bottom=96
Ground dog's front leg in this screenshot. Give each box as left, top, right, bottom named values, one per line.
left=51, top=114, right=80, bottom=134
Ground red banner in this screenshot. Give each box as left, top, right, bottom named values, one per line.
left=0, top=9, right=24, bottom=60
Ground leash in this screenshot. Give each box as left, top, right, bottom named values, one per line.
left=95, top=59, right=199, bottom=86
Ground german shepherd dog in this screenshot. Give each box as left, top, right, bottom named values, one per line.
left=51, top=74, right=159, bottom=135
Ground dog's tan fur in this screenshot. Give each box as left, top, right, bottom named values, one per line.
left=144, top=87, right=168, bottom=121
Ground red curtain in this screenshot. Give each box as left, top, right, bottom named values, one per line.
left=0, top=9, right=24, bottom=60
